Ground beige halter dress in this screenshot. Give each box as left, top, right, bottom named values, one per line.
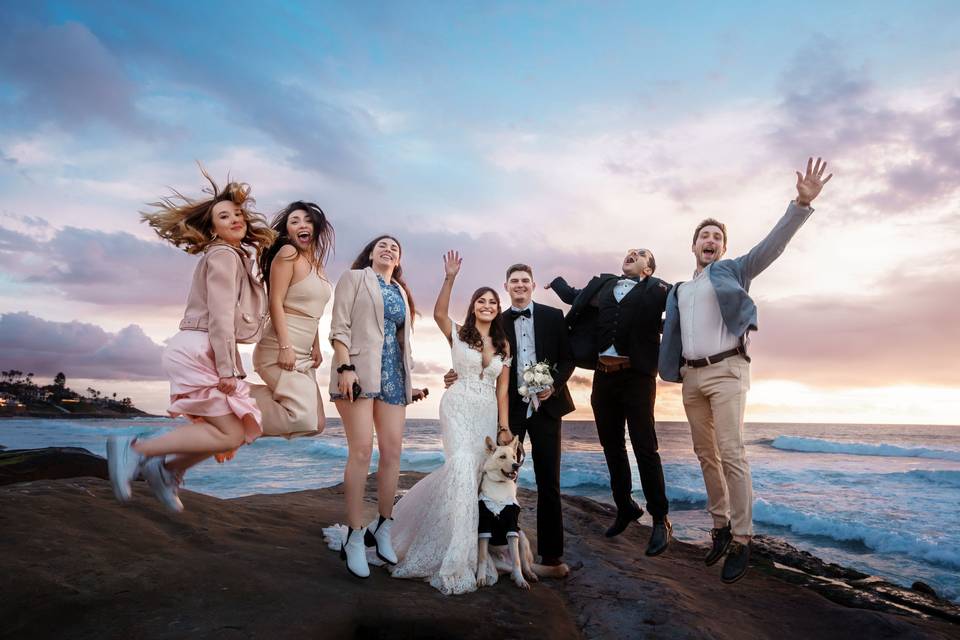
left=251, top=269, right=332, bottom=438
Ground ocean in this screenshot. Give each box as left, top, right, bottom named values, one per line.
left=2, top=417, right=958, bottom=602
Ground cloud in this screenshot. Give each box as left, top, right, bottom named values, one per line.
left=769, top=40, right=960, bottom=212
left=0, top=219, right=195, bottom=307
left=0, top=312, right=165, bottom=380
left=749, top=269, right=960, bottom=388
left=0, top=20, right=153, bottom=134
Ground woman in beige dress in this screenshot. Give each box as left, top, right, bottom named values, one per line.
left=252, top=202, right=334, bottom=438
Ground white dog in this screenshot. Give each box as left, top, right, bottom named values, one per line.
left=475, top=435, right=569, bottom=589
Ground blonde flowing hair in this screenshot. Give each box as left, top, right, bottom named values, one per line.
left=141, top=164, right=276, bottom=263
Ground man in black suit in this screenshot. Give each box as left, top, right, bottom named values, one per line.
left=549, top=248, right=672, bottom=556
left=446, top=263, right=575, bottom=572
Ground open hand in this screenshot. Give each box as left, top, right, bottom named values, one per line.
left=795, top=157, right=833, bottom=206
left=443, top=250, right=462, bottom=278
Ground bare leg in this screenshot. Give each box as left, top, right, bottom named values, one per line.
left=337, top=398, right=375, bottom=529
left=164, top=452, right=212, bottom=477
left=372, top=400, right=406, bottom=518
left=133, top=414, right=247, bottom=457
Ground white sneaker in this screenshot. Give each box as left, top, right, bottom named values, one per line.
left=365, top=515, right=397, bottom=565
left=107, top=435, right=144, bottom=503
left=142, top=456, right=184, bottom=513
left=340, top=527, right=370, bottom=578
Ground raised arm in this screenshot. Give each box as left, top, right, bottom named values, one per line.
left=546, top=276, right=580, bottom=305
left=268, top=245, right=298, bottom=371
left=433, top=250, right=461, bottom=343
left=738, top=157, right=833, bottom=280
left=495, top=347, right=513, bottom=445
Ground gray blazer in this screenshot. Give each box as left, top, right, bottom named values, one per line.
left=328, top=267, right=414, bottom=402
left=659, top=201, right=814, bottom=382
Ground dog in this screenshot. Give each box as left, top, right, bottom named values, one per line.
left=475, top=434, right=569, bottom=589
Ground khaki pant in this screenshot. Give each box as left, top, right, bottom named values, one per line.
left=681, top=355, right=752, bottom=537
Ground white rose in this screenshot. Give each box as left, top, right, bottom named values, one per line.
left=518, top=385, right=528, bottom=396
left=533, top=372, right=546, bottom=384
left=543, top=374, right=554, bottom=385
left=523, top=371, right=535, bottom=383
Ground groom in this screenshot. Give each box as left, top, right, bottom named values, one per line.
left=446, top=263, right=575, bottom=571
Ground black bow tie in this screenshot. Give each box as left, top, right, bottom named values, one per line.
left=619, top=275, right=641, bottom=283
left=508, top=308, right=531, bottom=320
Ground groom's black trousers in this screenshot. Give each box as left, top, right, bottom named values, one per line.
left=510, top=410, right=563, bottom=560
left=591, top=368, right=669, bottom=519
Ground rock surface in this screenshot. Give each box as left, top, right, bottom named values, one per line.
left=1, top=448, right=957, bottom=639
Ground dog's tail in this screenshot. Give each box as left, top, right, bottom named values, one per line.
left=530, top=562, right=570, bottom=579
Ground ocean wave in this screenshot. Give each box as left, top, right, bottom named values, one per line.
left=896, top=469, right=960, bottom=487
left=771, top=436, right=960, bottom=462
left=753, top=498, right=960, bottom=571
left=302, top=440, right=445, bottom=468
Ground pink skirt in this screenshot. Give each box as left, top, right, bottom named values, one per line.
left=162, top=330, right=263, bottom=450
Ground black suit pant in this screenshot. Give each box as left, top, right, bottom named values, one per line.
left=591, top=368, right=669, bottom=519
left=510, top=409, right=564, bottom=560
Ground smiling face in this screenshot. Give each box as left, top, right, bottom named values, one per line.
left=369, top=236, right=401, bottom=271
left=472, top=289, right=500, bottom=324
left=483, top=435, right=523, bottom=482
left=622, top=248, right=654, bottom=278
left=692, top=224, right=726, bottom=270
left=286, top=208, right=315, bottom=251
left=504, top=269, right=535, bottom=308
left=210, top=200, right=247, bottom=246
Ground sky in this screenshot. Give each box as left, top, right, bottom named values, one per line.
left=1, top=1, right=959, bottom=424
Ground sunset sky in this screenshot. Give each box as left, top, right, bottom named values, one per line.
left=1, top=1, right=958, bottom=424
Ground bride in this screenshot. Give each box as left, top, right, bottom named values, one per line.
left=389, top=250, right=514, bottom=595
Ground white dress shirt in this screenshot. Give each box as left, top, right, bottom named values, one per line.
left=677, top=265, right=740, bottom=360
left=512, top=303, right=536, bottom=389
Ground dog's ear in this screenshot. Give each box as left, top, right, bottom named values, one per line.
left=485, top=435, right=496, bottom=453
left=510, top=435, right=520, bottom=452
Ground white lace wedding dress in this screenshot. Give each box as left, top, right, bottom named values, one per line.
left=388, top=327, right=505, bottom=595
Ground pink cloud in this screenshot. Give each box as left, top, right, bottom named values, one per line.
left=0, top=312, right=165, bottom=380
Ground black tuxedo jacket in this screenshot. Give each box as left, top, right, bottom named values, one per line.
left=504, top=302, right=576, bottom=424
left=550, top=274, right=670, bottom=376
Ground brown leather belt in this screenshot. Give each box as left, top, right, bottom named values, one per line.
left=682, top=346, right=745, bottom=368
left=596, top=359, right=632, bottom=373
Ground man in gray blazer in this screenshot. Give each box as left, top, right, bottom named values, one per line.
left=658, top=157, right=833, bottom=584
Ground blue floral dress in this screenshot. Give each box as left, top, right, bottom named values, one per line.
left=331, top=274, right=407, bottom=405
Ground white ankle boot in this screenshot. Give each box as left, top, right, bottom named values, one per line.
left=340, top=527, right=370, bottom=578
left=365, top=515, right=397, bottom=565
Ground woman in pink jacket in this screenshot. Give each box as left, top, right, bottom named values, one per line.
left=106, top=168, right=275, bottom=512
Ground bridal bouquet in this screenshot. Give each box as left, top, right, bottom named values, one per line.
left=518, top=360, right=554, bottom=412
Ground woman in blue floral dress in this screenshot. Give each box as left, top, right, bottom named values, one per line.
left=327, top=235, right=424, bottom=578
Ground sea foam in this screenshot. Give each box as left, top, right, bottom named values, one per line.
left=771, top=436, right=960, bottom=462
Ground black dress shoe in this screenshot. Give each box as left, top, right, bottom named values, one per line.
left=704, top=522, right=732, bottom=566
left=721, top=540, right=750, bottom=584
left=604, top=504, right=644, bottom=538
left=645, top=517, right=672, bottom=556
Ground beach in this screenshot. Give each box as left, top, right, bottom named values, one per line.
left=1, top=447, right=958, bottom=639
left=2, top=417, right=958, bottom=603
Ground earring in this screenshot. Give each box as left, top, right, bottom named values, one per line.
left=211, top=232, right=219, bottom=241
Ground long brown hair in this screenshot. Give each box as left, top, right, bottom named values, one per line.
left=350, top=235, right=417, bottom=322
left=259, top=201, right=335, bottom=290
left=458, top=287, right=508, bottom=358
left=140, top=164, right=275, bottom=264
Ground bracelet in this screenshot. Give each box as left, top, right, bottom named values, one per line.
left=336, top=363, right=356, bottom=374
left=279, top=345, right=292, bottom=351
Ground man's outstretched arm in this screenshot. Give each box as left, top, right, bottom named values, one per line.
left=738, top=157, right=833, bottom=280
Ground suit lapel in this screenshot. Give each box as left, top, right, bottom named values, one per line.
left=363, top=267, right=385, bottom=336
left=532, top=302, right=546, bottom=363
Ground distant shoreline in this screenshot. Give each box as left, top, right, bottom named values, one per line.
left=0, top=412, right=164, bottom=420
